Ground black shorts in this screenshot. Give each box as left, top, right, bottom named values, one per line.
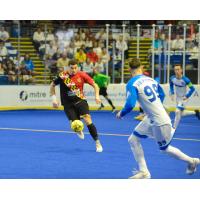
left=64, top=100, right=90, bottom=121
left=99, top=87, right=108, bottom=96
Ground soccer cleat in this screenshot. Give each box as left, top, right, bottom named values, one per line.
left=134, top=114, right=145, bottom=121
left=186, top=158, right=200, bottom=175
left=195, top=110, right=200, bottom=120
left=96, top=140, right=103, bottom=152
left=76, top=131, right=84, bottom=140
left=129, top=170, right=151, bottom=179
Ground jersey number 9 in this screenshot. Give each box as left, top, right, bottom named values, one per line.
left=144, top=84, right=159, bottom=102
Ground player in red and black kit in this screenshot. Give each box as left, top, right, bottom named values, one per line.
left=50, top=59, right=103, bottom=152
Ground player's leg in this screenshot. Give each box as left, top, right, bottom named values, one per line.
left=98, top=88, right=105, bottom=110
left=64, top=105, right=84, bottom=139
left=101, top=87, right=116, bottom=111
left=76, top=100, right=103, bottom=152
left=128, top=117, right=152, bottom=179
left=182, top=109, right=200, bottom=120
left=173, top=107, right=183, bottom=129
left=153, top=124, right=200, bottom=175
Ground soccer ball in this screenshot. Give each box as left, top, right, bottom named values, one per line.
left=71, top=120, right=84, bottom=132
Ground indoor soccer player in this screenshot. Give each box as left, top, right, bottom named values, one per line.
left=116, top=58, right=200, bottom=179
left=50, top=59, right=103, bottom=152
left=170, top=65, right=200, bottom=129
left=93, top=67, right=116, bottom=111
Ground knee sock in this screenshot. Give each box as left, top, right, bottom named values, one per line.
left=174, top=110, right=182, bottom=129
left=128, top=134, right=149, bottom=172
left=87, top=123, right=99, bottom=141
left=162, top=145, right=193, bottom=163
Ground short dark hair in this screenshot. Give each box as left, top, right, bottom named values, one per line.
left=69, top=59, right=78, bottom=66
left=174, top=64, right=182, bottom=69
left=128, top=58, right=141, bottom=70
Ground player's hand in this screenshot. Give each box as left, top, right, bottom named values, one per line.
left=95, top=97, right=101, bottom=104
left=52, top=101, right=59, bottom=108
left=183, top=96, right=188, bottom=101
left=116, top=111, right=122, bottom=119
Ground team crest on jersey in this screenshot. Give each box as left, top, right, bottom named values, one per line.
left=59, top=72, right=69, bottom=80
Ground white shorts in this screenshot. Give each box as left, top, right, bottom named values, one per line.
left=133, top=116, right=175, bottom=150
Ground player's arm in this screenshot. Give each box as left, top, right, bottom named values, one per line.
left=92, top=83, right=101, bottom=104
left=117, top=85, right=138, bottom=118
left=183, top=77, right=195, bottom=100
left=169, top=76, right=175, bottom=101
left=158, top=84, right=165, bottom=103
left=50, top=76, right=61, bottom=108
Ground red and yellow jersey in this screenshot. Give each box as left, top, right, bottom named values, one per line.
left=53, top=71, right=95, bottom=105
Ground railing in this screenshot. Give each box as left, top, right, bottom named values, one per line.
left=0, top=21, right=200, bottom=85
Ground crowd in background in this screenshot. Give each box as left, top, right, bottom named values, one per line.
left=0, top=20, right=200, bottom=85
left=32, top=26, right=130, bottom=78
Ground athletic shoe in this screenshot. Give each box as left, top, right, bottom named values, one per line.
left=186, top=158, right=200, bottom=175
left=195, top=110, right=200, bottom=120
left=134, top=114, right=145, bottom=121
left=112, top=107, right=117, bottom=113
left=76, top=131, right=84, bottom=140
left=96, top=140, right=103, bottom=152
left=98, top=105, right=105, bottom=110
left=129, top=170, right=151, bottom=179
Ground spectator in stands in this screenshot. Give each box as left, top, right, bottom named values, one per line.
left=45, top=54, right=58, bottom=77
left=0, top=42, right=8, bottom=57
left=95, top=28, right=106, bottom=41
left=22, top=53, right=35, bottom=76
left=94, top=59, right=105, bottom=73
left=56, top=53, right=69, bottom=72
left=39, top=41, right=50, bottom=60
left=65, top=42, right=75, bottom=59
left=46, top=41, right=58, bottom=58
left=100, top=47, right=110, bottom=67
left=85, top=37, right=93, bottom=51
left=0, top=62, right=4, bottom=75
left=82, top=57, right=94, bottom=76
left=152, top=33, right=162, bottom=51
left=189, top=42, right=199, bottom=69
left=171, top=34, right=184, bottom=51
left=74, top=35, right=83, bottom=52
left=7, top=63, right=17, bottom=84
left=116, top=35, right=128, bottom=58
left=0, top=27, right=9, bottom=42
left=85, top=28, right=94, bottom=40
left=77, top=28, right=86, bottom=41
left=93, top=41, right=102, bottom=58
left=86, top=47, right=99, bottom=64
left=45, top=29, right=55, bottom=43
left=75, top=48, right=86, bottom=65
left=33, top=27, right=45, bottom=52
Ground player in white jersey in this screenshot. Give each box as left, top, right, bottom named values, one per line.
left=170, top=65, right=200, bottom=129
left=116, top=58, right=200, bottom=179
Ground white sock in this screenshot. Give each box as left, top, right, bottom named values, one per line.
left=174, top=110, right=182, bottom=129
left=163, top=145, right=193, bottom=163
left=128, top=134, right=149, bottom=172
left=182, top=110, right=195, bottom=116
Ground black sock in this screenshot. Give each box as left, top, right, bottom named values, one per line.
left=100, top=103, right=104, bottom=107
left=139, top=107, right=143, bottom=113
left=87, top=123, right=98, bottom=141
left=105, top=97, right=115, bottom=109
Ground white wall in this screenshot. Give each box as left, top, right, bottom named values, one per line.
left=0, top=84, right=199, bottom=109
